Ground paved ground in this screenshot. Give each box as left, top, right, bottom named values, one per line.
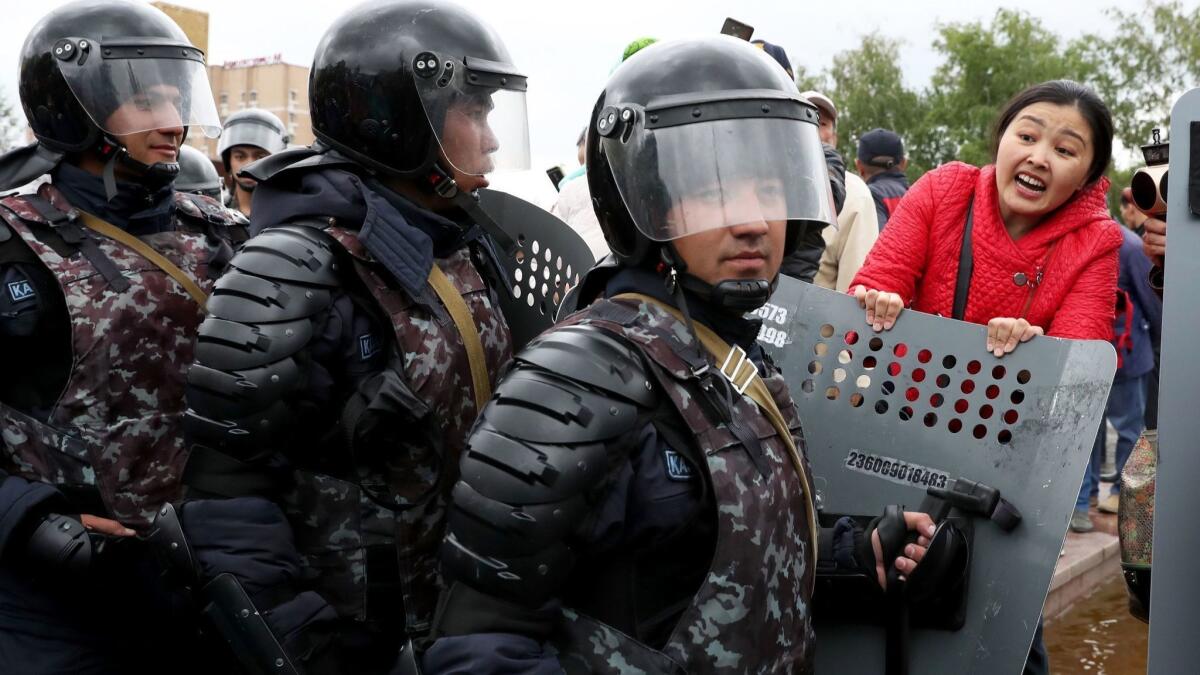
left=1046, top=480, right=1123, bottom=621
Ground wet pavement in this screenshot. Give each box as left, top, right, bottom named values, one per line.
left=1045, top=576, right=1148, bottom=674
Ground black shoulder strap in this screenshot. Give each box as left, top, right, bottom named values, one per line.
left=952, top=197, right=975, bottom=321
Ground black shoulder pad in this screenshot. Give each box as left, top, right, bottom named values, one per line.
left=0, top=219, right=10, bottom=243
left=205, top=269, right=334, bottom=324
left=194, top=316, right=314, bottom=371
left=483, top=368, right=642, bottom=445
left=175, top=191, right=242, bottom=227
left=516, top=325, right=656, bottom=407
left=228, top=225, right=341, bottom=287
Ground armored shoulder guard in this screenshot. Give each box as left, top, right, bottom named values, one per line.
left=440, top=324, right=657, bottom=608
left=184, top=223, right=341, bottom=497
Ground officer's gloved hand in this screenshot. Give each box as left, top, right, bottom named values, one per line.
left=866, top=507, right=936, bottom=589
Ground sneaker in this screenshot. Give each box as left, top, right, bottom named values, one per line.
left=1069, top=510, right=1094, bottom=533
left=1099, top=494, right=1120, bottom=514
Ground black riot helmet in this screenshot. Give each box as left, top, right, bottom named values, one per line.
left=218, top=109, right=290, bottom=172
left=10, top=0, right=220, bottom=194
left=176, top=144, right=222, bottom=200
left=308, top=0, right=530, bottom=183
left=586, top=36, right=834, bottom=277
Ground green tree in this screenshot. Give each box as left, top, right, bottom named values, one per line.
left=1082, top=1, right=1200, bottom=159
left=822, top=34, right=924, bottom=175
left=922, top=9, right=1102, bottom=171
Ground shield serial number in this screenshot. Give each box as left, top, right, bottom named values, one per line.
left=844, top=450, right=949, bottom=489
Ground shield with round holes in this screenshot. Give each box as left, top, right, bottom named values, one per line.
left=476, top=188, right=595, bottom=349
left=758, top=275, right=1115, bottom=675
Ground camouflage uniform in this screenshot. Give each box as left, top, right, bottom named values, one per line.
left=0, top=183, right=244, bottom=528
left=301, top=226, right=513, bottom=631
left=551, top=296, right=817, bottom=674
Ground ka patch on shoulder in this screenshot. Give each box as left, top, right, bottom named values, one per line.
left=663, top=449, right=695, bottom=482
left=358, top=333, right=381, bottom=361
left=7, top=279, right=35, bottom=303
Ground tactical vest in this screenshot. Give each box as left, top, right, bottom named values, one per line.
left=0, top=184, right=245, bottom=529
left=551, top=297, right=817, bottom=675
left=284, top=226, right=512, bottom=634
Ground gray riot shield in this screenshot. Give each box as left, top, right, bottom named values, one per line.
left=476, top=188, right=595, bottom=349
left=757, top=276, right=1115, bottom=675
left=1146, top=89, right=1200, bottom=673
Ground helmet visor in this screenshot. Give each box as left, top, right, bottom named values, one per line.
left=605, top=112, right=834, bottom=242
left=414, top=54, right=531, bottom=176
left=56, top=39, right=221, bottom=139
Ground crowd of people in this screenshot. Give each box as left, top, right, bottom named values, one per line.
left=0, top=0, right=1172, bottom=674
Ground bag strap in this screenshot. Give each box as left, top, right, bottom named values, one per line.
left=75, top=209, right=208, bottom=306
left=952, top=197, right=975, bottom=321
left=612, top=292, right=819, bottom=571
left=426, top=262, right=492, bottom=412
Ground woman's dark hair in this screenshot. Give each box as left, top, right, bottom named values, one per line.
left=991, top=79, right=1113, bottom=185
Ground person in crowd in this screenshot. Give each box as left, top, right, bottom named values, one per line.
left=0, top=2, right=245, bottom=672
left=217, top=108, right=288, bottom=218
left=815, top=97, right=881, bottom=291
left=551, top=131, right=606, bottom=261
left=176, top=1, right=531, bottom=672
left=856, top=127, right=911, bottom=230
left=1118, top=189, right=1160, bottom=430
left=422, top=35, right=935, bottom=675
left=783, top=88, right=846, bottom=281
left=849, top=79, right=1122, bottom=675
left=1071, top=211, right=1161, bottom=531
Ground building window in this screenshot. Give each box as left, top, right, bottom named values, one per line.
left=219, top=92, right=228, bottom=115
left=289, top=90, right=297, bottom=102
left=249, top=90, right=258, bottom=108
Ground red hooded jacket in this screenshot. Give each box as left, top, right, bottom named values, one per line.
left=850, top=162, right=1121, bottom=341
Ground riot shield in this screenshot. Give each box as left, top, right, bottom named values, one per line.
left=476, top=188, right=595, bottom=349
left=757, top=276, right=1115, bottom=675
left=1146, top=90, right=1200, bottom=673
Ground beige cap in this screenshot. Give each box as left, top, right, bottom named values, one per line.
left=799, top=90, right=838, bottom=122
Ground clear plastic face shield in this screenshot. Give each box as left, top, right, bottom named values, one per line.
left=53, top=38, right=221, bottom=140
left=597, top=93, right=835, bottom=242
left=413, top=53, right=531, bottom=176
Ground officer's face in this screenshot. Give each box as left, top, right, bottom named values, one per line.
left=668, top=178, right=788, bottom=284
left=105, top=84, right=185, bottom=166
left=440, top=94, right=500, bottom=190
left=229, top=146, right=271, bottom=191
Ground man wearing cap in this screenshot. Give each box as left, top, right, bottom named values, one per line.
left=855, top=127, right=910, bottom=231
left=780, top=88, right=846, bottom=282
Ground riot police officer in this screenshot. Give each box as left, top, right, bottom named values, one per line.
left=0, top=1, right=245, bottom=673
left=424, top=36, right=935, bottom=673
left=177, top=1, right=534, bottom=672
left=217, top=108, right=289, bottom=217
left=177, top=144, right=225, bottom=201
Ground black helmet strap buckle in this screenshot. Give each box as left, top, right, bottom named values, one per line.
left=427, top=162, right=518, bottom=264
left=99, top=136, right=180, bottom=203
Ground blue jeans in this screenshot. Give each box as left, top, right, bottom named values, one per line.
left=1075, top=374, right=1148, bottom=511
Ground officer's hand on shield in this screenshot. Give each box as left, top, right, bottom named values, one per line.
left=871, top=511, right=936, bottom=588
left=852, top=285, right=904, bottom=332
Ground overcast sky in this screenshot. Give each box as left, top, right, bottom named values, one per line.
left=3, top=0, right=1193, bottom=171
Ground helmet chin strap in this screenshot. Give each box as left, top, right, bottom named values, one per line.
left=660, top=243, right=774, bottom=315
left=426, top=162, right=517, bottom=258
left=99, top=137, right=180, bottom=202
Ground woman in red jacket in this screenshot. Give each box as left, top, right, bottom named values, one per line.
left=850, top=80, right=1121, bottom=357
left=850, top=80, right=1120, bottom=675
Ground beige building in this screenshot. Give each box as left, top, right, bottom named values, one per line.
left=190, top=58, right=314, bottom=161
left=151, top=2, right=208, bottom=54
